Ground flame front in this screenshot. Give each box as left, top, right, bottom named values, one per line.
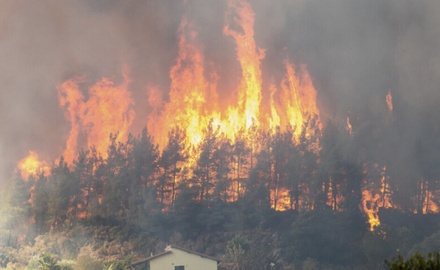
left=280, top=63, right=321, bottom=137
left=148, top=0, right=320, bottom=152
left=11, top=0, right=440, bottom=235
left=224, top=0, right=264, bottom=128
left=58, top=74, right=135, bottom=163
left=57, top=78, right=84, bottom=165
left=147, top=18, right=219, bottom=149
left=142, top=0, right=321, bottom=208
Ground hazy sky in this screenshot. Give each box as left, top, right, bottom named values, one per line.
left=1, top=0, right=440, bottom=185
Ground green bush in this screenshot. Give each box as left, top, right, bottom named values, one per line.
left=385, top=251, right=440, bottom=270
left=74, top=255, right=102, bottom=270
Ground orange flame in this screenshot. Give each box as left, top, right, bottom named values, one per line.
left=386, top=90, right=393, bottom=113
left=224, top=0, right=264, bottom=129
left=18, top=151, right=50, bottom=179
left=272, top=188, right=291, bottom=211
left=147, top=18, right=220, bottom=150
left=426, top=192, right=439, bottom=213
left=362, top=189, right=381, bottom=231
left=17, top=0, right=321, bottom=212
left=82, top=75, right=135, bottom=158
left=361, top=165, right=393, bottom=231
left=149, top=0, right=320, bottom=152
left=269, top=83, right=281, bottom=130
left=346, top=117, right=353, bottom=136
left=144, top=0, right=321, bottom=208
left=423, top=190, right=439, bottom=214
left=58, top=73, right=135, bottom=163
left=277, top=63, right=321, bottom=137
left=57, top=77, right=84, bottom=165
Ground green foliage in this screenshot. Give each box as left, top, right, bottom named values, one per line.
left=26, top=258, right=41, bottom=270
left=57, top=260, right=76, bottom=270
left=2, top=123, right=440, bottom=269
left=285, top=210, right=366, bottom=267
left=47, top=158, right=75, bottom=229
left=102, top=256, right=131, bottom=270
left=38, top=253, right=63, bottom=270
left=410, top=232, right=440, bottom=255
left=385, top=251, right=440, bottom=270
left=74, top=255, right=102, bottom=270
left=223, top=230, right=282, bottom=270
left=0, top=173, right=31, bottom=247
left=301, top=258, right=320, bottom=270
left=225, top=237, right=246, bottom=268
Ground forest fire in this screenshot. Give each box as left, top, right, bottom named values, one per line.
left=13, top=0, right=439, bottom=230
left=17, top=0, right=320, bottom=212
left=361, top=166, right=393, bottom=231
left=147, top=0, right=320, bottom=152
left=361, top=189, right=381, bottom=231
left=57, top=73, right=135, bottom=164
left=5, top=1, right=440, bottom=269
left=18, top=151, right=50, bottom=179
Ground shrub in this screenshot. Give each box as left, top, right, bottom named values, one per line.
left=385, top=251, right=440, bottom=270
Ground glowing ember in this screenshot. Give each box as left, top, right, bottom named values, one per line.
left=380, top=167, right=393, bottom=208
left=18, top=151, right=50, bottom=179
left=346, top=117, right=353, bottom=137
left=272, top=188, right=291, bottom=211
left=386, top=90, right=393, bottom=113
left=423, top=190, right=439, bottom=214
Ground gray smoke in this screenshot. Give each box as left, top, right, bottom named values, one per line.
left=1, top=0, right=440, bottom=186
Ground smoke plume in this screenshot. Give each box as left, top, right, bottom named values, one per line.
left=1, top=0, right=440, bottom=186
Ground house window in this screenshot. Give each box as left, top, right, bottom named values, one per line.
left=175, top=266, right=185, bottom=270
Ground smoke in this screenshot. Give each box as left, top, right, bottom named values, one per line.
left=1, top=0, right=440, bottom=185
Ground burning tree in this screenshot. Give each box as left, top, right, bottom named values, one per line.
left=10, top=0, right=440, bottom=238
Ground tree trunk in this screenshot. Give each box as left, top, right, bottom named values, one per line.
left=171, top=163, right=177, bottom=211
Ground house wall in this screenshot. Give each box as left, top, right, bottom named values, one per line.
left=150, top=248, right=217, bottom=270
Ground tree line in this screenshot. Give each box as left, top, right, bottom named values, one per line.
left=2, top=114, right=440, bottom=242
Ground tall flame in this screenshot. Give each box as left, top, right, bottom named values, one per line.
left=58, top=74, right=135, bottom=163
left=17, top=0, right=321, bottom=211
left=149, top=0, right=320, bottom=151
left=57, top=78, right=84, bottom=165
left=224, top=0, right=264, bottom=128
left=362, top=165, right=393, bottom=231
left=362, top=189, right=381, bottom=231
left=147, top=18, right=219, bottom=149
left=81, top=75, right=135, bottom=158
left=279, top=63, right=320, bottom=137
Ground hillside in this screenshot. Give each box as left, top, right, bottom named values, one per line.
left=2, top=124, right=440, bottom=269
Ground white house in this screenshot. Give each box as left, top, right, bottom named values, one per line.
left=130, top=245, right=219, bottom=270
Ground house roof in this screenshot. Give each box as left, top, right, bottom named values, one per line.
left=130, top=245, right=220, bottom=267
